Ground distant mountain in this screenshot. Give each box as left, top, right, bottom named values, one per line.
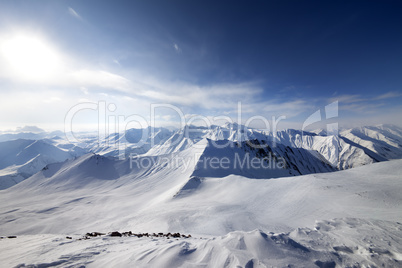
left=1, top=124, right=402, bottom=189
left=0, top=130, right=65, bottom=142
left=0, top=139, right=84, bottom=189
left=144, top=124, right=402, bottom=170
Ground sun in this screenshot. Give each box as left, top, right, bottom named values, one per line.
left=0, top=33, right=62, bottom=82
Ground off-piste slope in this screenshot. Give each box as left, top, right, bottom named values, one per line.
left=0, top=124, right=401, bottom=268
left=0, top=139, right=401, bottom=237
left=1, top=218, right=401, bottom=268
left=1, top=139, right=402, bottom=267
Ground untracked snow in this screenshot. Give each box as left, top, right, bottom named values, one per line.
left=0, top=125, right=402, bottom=267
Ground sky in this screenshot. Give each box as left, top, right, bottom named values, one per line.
left=0, top=0, right=401, bottom=132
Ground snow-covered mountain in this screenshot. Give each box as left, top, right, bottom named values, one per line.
left=78, top=127, right=173, bottom=158
left=2, top=145, right=401, bottom=235
left=0, top=149, right=401, bottom=267
left=0, top=130, right=65, bottom=143
left=1, top=124, right=401, bottom=190
left=144, top=124, right=402, bottom=171
left=190, top=138, right=334, bottom=179
left=0, top=139, right=84, bottom=189
left=0, top=124, right=402, bottom=266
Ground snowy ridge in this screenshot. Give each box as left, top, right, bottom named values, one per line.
left=143, top=124, right=402, bottom=171
left=2, top=124, right=402, bottom=189
left=0, top=139, right=79, bottom=189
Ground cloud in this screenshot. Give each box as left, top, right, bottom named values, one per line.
left=1, top=27, right=400, bottom=131
left=69, top=70, right=132, bottom=93
left=329, top=94, right=366, bottom=104
left=262, top=99, right=313, bottom=118
left=133, top=77, right=262, bottom=111
left=43, top=97, right=62, bottom=103
left=68, top=7, right=82, bottom=21
left=328, top=91, right=402, bottom=116
left=15, top=126, right=45, bottom=133
left=80, top=87, right=89, bottom=95
left=374, top=91, right=402, bottom=100
left=173, top=43, right=181, bottom=53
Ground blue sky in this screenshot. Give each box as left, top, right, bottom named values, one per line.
left=0, top=0, right=401, bottom=131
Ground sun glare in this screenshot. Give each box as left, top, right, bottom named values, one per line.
left=0, top=33, right=62, bottom=82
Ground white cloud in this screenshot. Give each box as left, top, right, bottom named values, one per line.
left=80, top=87, right=89, bottom=95
left=329, top=94, right=366, bottom=104
left=69, top=70, right=132, bottom=93
left=68, top=7, right=82, bottom=21
left=1, top=28, right=400, bottom=131
left=374, top=91, right=402, bottom=100
left=173, top=43, right=181, bottom=53
left=262, top=99, right=313, bottom=118
left=329, top=92, right=402, bottom=114
left=43, top=97, right=62, bottom=103
left=15, top=126, right=45, bottom=133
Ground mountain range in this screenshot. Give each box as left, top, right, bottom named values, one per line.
left=1, top=124, right=401, bottom=190
left=0, top=124, right=402, bottom=267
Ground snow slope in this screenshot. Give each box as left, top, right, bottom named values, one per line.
left=0, top=156, right=401, bottom=267
left=191, top=139, right=334, bottom=179
left=1, top=218, right=401, bottom=267
left=1, top=149, right=401, bottom=236
left=0, top=139, right=79, bottom=189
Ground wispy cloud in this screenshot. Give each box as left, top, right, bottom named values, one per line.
left=173, top=43, right=181, bottom=53
left=69, top=69, right=132, bottom=93
left=374, top=91, right=402, bottom=100
left=329, top=94, right=366, bottom=104
left=329, top=91, right=402, bottom=114
left=132, top=77, right=262, bottom=110
left=68, top=7, right=82, bottom=21
left=262, top=99, right=314, bottom=118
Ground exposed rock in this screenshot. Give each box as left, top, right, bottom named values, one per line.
left=110, top=231, right=122, bottom=237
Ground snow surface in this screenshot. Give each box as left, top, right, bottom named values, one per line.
left=0, top=153, right=402, bottom=266
left=0, top=139, right=80, bottom=189
left=1, top=125, right=402, bottom=267
left=1, top=218, right=401, bottom=267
